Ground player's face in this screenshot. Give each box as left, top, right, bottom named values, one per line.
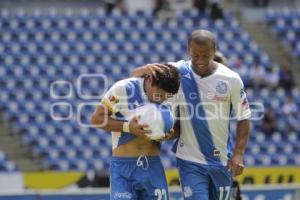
left=189, top=41, right=214, bottom=69
left=148, top=86, right=172, bottom=103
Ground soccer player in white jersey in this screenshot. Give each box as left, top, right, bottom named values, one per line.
left=91, top=64, right=180, bottom=200
left=132, top=29, right=251, bottom=200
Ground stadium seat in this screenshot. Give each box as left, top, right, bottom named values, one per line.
left=0, top=10, right=299, bottom=172
left=0, top=150, right=18, bottom=172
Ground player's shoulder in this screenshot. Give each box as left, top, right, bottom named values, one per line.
left=107, top=77, right=144, bottom=99
left=113, top=77, right=143, bottom=88
left=216, top=62, right=242, bottom=81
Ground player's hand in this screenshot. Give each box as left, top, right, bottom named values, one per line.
left=129, top=116, right=151, bottom=139
left=155, top=129, right=178, bottom=142
left=165, top=129, right=179, bottom=140
left=140, top=63, right=170, bottom=78
left=228, top=153, right=244, bottom=177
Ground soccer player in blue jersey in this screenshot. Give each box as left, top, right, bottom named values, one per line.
left=91, top=64, right=180, bottom=200
left=132, top=29, right=251, bottom=200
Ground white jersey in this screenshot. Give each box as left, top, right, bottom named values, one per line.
left=169, top=60, right=251, bottom=166
left=102, top=77, right=149, bottom=149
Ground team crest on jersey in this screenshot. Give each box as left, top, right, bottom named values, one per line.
left=109, top=95, right=119, bottom=104
left=183, top=186, right=193, bottom=198
left=216, top=81, right=228, bottom=94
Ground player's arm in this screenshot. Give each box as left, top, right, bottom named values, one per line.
left=90, top=82, right=150, bottom=137
left=165, top=104, right=181, bottom=140
left=91, top=104, right=122, bottom=132
left=131, top=63, right=170, bottom=77
left=91, top=103, right=151, bottom=138
left=165, top=120, right=180, bottom=140
left=91, top=104, right=150, bottom=138
left=229, top=75, right=251, bottom=177
left=231, top=119, right=250, bottom=175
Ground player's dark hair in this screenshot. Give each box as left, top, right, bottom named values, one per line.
left=151, top=64, right=180, bottom=94
left=214, top=51, right=228, bottom=66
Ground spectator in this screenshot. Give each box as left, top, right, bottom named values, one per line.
left=104, top=0, right=126, bottom=14
left=265, top=66, right=279, bottom=89
left=214, top=50, right=228, bottom=66
left=283, top=96, right=297, bottom=116
left=252, top=0, right=270, bottom=8
left=249, top=62, right=266, bottom=89
left=279, top=63, right=295, bottom=92
left=261, top=109, right=277, bottom=136
left=282, top=96, right=300, bottom=131
left=153, top=0, right=172, bottom=19
left=193, top=0, right=208, bottom=14
left=210, top=0, right=224, bottom=20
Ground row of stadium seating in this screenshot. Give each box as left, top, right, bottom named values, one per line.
left=1, top=89, right=300, bottom=131
left=0, top=150, right=18, bottom=172
left=266, top=8, right=300, bottom=58
left=0, top=8, right=299, bottom=171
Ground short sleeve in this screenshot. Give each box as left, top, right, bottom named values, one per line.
left=101, top=81, right=125, bottom=113
left=231, top=75, right=251, bottom=121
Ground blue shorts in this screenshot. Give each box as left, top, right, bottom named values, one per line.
left=177, top=158, right=233, bottom=200
left=110, top=156, right=169, bottom=200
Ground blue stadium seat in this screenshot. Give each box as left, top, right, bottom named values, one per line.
left=0, top=150, right=18, bottom=172
left=0, top=10, right=299, bottom=171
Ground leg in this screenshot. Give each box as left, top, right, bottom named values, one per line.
left=208, top=166, right=233, bottom=200
left=136, top=158, right=169, bottom=200
left=232, top=180, right=242, bottom=200
left=110, top=162, right=138, bottom=200
left=177, top=158, right=210, bottom=200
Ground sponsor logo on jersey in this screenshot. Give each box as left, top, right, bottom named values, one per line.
left=207, top=92, right=228, bottom=102
left=114, top=192, right=132, bottom=199
left=212, top=95, right=228, bottom=102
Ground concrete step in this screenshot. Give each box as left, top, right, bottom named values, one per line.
left=0, top=118, right=44, bottom=172
left=243, top=21, right=291, bottom=63
left=225, top=0, right=300, bottom=87
left=14, top=159, right=43, bottom=171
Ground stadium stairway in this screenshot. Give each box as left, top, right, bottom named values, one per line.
left=0, top=117, right=43, bottom=171
left=243, top=21, right=300, bottom=85
left=224, top=1, right=300, bottom=85
left=243, top=22, right=288, bottom=65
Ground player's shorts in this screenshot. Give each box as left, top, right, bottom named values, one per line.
left=177, top=158, right=233, bottom=200
left=110, top=156, right=169, bottom=200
